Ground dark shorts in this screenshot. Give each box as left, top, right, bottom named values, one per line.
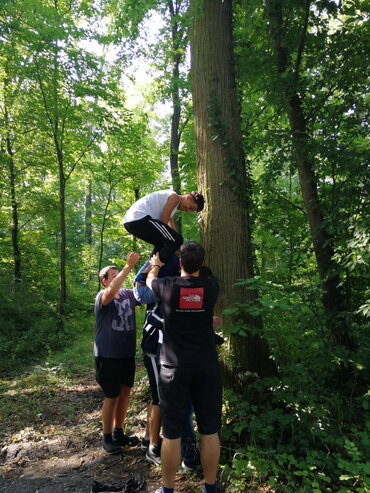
left=158, top=363, right=222, bottom=439
left=144, top=353, right=160, bottom=405
left=95, top=357, right=135, bottom=398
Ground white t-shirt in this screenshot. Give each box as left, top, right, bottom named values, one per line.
left=123, top=190, right=179, bottom=223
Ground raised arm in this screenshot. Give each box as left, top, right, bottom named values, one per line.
left=160, top=193, right=180, bottom=226
left=146, top=253, right=165, bottom=291
left=102, top=252, right=140, bottom=305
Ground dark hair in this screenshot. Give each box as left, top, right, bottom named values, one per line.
left=99, top=265, right=118, bottom=283
left=190, top=191, right=204, bottom=212
left=180, top=241, right=205, bottom=274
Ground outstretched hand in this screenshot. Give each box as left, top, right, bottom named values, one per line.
left=150, top=252, right=165, bottom=269
left=126, top=252, right=141, bottom=268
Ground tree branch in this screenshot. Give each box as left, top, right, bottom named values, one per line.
left=293, top=0, right=311, bottom=85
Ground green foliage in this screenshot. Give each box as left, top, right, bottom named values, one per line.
left=221, top=384, right=370, bottom=492
left=219, top=271, right=369, bottom=491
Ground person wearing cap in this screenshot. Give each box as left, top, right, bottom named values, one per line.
left=123, top=190, right=204, bottom=264
left=94, top=252, right=141, bottom=454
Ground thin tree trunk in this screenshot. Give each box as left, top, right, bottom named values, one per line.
left=56, top=140, right=66, bottom=323
left=265, top=0, right=349, bottom=345
left=97, top=184, right=114, bottom=292
left=85, top=180, right=92, bottom=245
left=168, top=0, right=184, bottom=233
left=190, top=0, right=277, bottom=382
left=3, top=76, right=21, bottom=283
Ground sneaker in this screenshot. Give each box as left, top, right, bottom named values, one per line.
left=91, top=479, right=123, bottom=492
left=203, top=482, right=225, bottom=493
left=112, top=429, right=140, bottom=447
left=181, top=438, right=200, bottom=472
left=140, top=437, right=150, bottom=451
left=146, top=443, right=161, bottom=466
left=102, top=437, right=122, bottom=455
left=215, top=482, right=225, bottom=493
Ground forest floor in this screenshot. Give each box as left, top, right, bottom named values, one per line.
left=0, top=363, right=208, bottom=493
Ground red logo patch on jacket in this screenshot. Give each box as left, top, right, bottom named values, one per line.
left=179, top=287, right=204, bottom=309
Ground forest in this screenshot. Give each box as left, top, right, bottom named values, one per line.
left=0, top=0, right=369, bottom=492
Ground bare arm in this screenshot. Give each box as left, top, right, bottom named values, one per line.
left=167, top=217, right=177, bottom=231
left=102, top=252, right=140, bottom=305
left=146, top=253, right=165, bottom=291
left=160, top=193, right=180, bottom=225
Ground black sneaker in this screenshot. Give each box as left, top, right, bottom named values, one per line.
left=102, top=437, right=122, bottom=455
left=91, top=479, right=123, bottom=492
left=146, top=443, right=161, bottom=466
left=140, top=437, right=150, bottom=451
left=112, top=429, right=140, bottom=447
left=214, top=482, right=225, bottom=493
left=181, top=438, right=200, bottom=472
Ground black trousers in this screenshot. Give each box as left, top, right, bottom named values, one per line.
left=124, top=215, right=183, bottom=262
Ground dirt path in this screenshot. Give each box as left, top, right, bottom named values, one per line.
left=0, top=367, right=205, bottom=493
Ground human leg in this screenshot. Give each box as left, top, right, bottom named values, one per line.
left=192, top=360, right=223, bottom=485
left=144, top=354, right=162, bottom=465
left=200, top=432, right=220, bottom=484
left=113, top=384, right=131, bottom=429
left=95, top=357, right=123, bottom=454
left=100, top=397, right=122, bottom=454
left=102, top=395, right=119, bottom=434
left=161, top=437, right=181, bottom=489
left=141, top=403, right=151, bottom=450
left=181, top=402, right=200, bottom=471
left=148, top=404, right=161, bottom=445
left=158, top=365, right=191, bottom=489
left=124, top=216, right=182, bottom=262
left=112, top=358, right=140, bottom=446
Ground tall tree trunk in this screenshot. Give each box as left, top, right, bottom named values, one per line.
left=7, top=142, right=21, bottom=284
left=85, top=180, right=92, bottom=245
left=190, top=0, right=277, bottom=381
left=57, top=150, right=66, bottom=322
left=3, top=76, right=21, bottom=283
left=168, top=0, right=185, bottom=233
left=97, top=183, right=114, bottom=292
left=265, top=0, right=349, bottom=346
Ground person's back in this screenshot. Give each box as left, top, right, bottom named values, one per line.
left=147, top=241, right=224, bottom=493
left=153, top=274, right=218, bottom=367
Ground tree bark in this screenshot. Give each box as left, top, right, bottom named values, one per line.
left=190, top=0, right=277, bottom=381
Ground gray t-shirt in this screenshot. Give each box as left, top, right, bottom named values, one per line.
left=94, top=288, right=139, bottom=358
